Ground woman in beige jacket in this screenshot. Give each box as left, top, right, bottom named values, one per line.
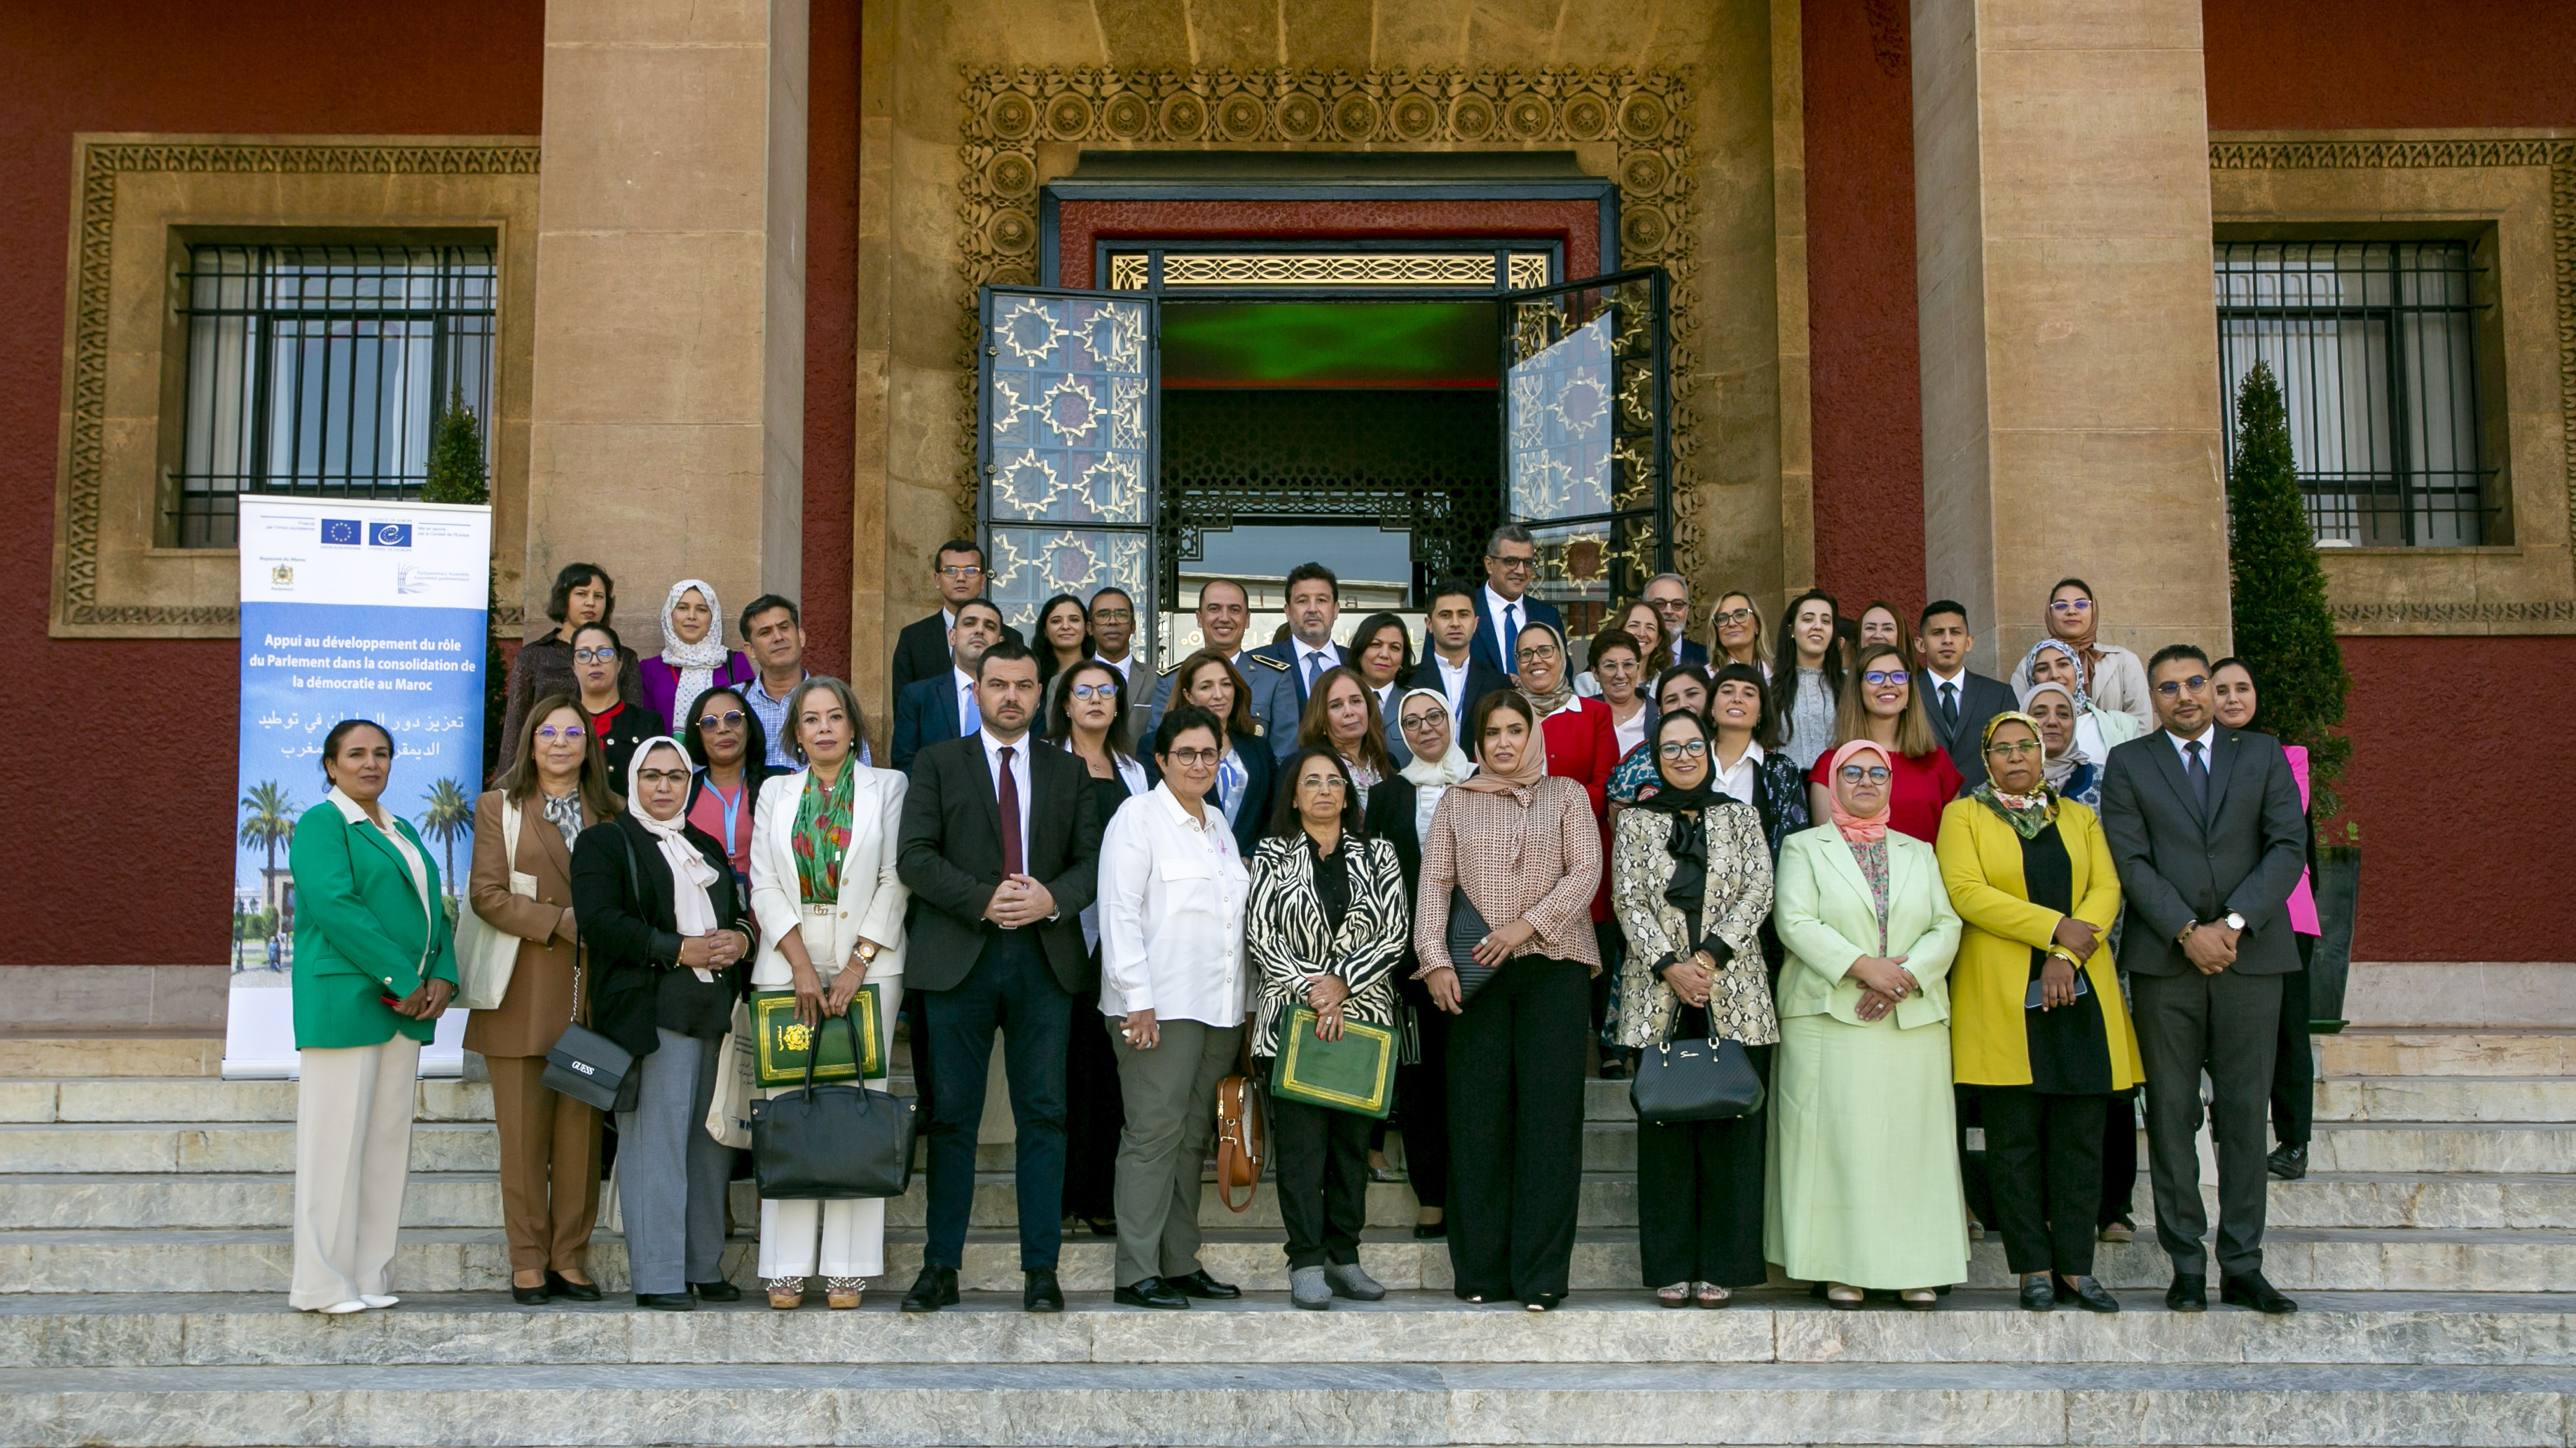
left=465, top=694, right=619, bottom=1304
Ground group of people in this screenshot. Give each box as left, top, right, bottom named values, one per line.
left=284, top=528, right=2316, bottom=1322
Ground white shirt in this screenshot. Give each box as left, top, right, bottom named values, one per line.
left=2167, top=724, right=2216, bottom=768
left=977, top=727, right=1035, bottom=862
left=1293, top=638, right=1342, bottom=692
left=1482, top=584, right=1527, bottom=654
left=1433, top=653, right=1473, bottom=719
left=1611, top=700, right=1651, bottom=759
left=952, top=668, right=981, bottom=736
left=1098, top=652, right=1135, bottom=684
left=1711, top=739, right=1765, bottom=806
left=1095, top=783, right=1250, bottom=1025
left=2074, top=712, right=2109, bottom=768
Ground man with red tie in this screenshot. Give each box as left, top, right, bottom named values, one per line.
left=894, top=637, right=1105, bottom=1315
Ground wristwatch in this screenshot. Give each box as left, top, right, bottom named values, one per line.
left=853, top=941, right=879, bottom=965
left=2222, top=911, right=2247, bottom=932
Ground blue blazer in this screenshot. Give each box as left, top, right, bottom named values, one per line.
left=890, top=673, right=972, bottom=773
left=1470, top=590, right=1564, bottom=677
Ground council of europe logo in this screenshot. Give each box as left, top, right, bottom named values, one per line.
left=372, top=522, right=413, bottom=548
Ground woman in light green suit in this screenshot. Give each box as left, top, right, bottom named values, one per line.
left=1765, top=738, right=1967, bottom=1309
left=285, top=719, right=458, bottom=1314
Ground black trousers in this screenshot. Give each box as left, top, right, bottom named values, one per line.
left=2134, top=967, right=2282, bottom=1277
left=1270, top=1091, right=1371, bottom=1269
left=920, top=930, right=1071, bottom=1271
left=2270, top=940, right=2315, bottom=1148
left=1394, top=972, right=1450, bottom=1210
left=2098, top=1087, right=2140, bottom=1228
left=1062, top=981, right=1124, bottom=1222
left=1634, top=1043, right=1770, bottom=1288
left=1982, top=1087, right=2106, bottom=1277
left=1445, top=956, right=1587, bottom=1305
left=1590, top=920, right=1623, bottom=1059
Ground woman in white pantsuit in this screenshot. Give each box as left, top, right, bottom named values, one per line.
left=748, top=677, right=910, bottom=1309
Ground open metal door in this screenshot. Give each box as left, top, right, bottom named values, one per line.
left=977, top=285, right=1159, bottom=646
left=1497, top=268, right=1672, bottom=640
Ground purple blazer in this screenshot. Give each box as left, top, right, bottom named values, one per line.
left=639, top=651, right=757, bottom=727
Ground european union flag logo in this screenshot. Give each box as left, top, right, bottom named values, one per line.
left=371, top=522, right=413, bottom=548
left=319, top=518, right=362, bottom=546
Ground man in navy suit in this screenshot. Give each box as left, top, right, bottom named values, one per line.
left=1413, top=581, right=1513, bottom=726
left=891, top=597, right=1004, bottom=771
left=1247, top=562, right=1344, bottom=755
left=1915, top=600, right=2018, bottom=789
left=1644, top=572, right=1709, bottom=670
left=1470, top=524, right=1563, bottom=682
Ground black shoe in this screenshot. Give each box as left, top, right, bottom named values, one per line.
left=2018, top=1276, right=2055, bottom=1312
left=634, top=1292, right=696, bottom=1311
left=2268, top=1143, right=2308, bottom=1180
left=690, top=1278, right=742, bottom=1303
left=1115, top=1276, right=1190, bottom=1309
left=2165, top=1273, right=2207, bottom=1313
left=2221, top=1270, right=2298, bottom=1314
left=1024, top=1269, right=1064, bottom=1313
left=1599, top=1058, right=1627, bottom=1080
left=1169, top=1268, right=1241, bottom=1299
left=900, top=1265, right=959, bottom=1314
left=511, top=1281, right=551, bottom=1306
left=2055, top=1276, right=2121, bottom=1313
left=1412, top=1219, right=1447, bottom=1240
left=545, top=1271, right=601, bottom=1302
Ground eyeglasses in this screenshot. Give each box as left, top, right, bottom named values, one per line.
left=636, top=768, right=691, bottom=785
left=1838, top=765, right=1893, bottom=785
left=1301, top=775, right=1349, bottom=792
left=1863, top=670, right=1911, bottom=687
left=1517, top=643, right=1561, bottom=661
left=1068, top=683, right=1115, bottom=701
left=1714, top=607, right=1756, bottom=626
left=572, top=647, right=617, bottom=665
left=1166, top=747, right=1222, bottom=767
left=1487, top=552, right=1536, bottom=572
left=1658, top=739, right=1710, bottom=759
left=936, top=565, right=984, bottom=580
left=535, top=724, right=587, bottom=742
left=2154, top=675, right=2210, bottom=696
left=1987, top=740, right=2042, bottom=759
left=2050, top=598, right=2093, bottom=613
left=696, top=710, right=745, bottom=730
left=1400, top=708, right=1448, bottom=731
left=1091, top=609, right=1133, bottom=624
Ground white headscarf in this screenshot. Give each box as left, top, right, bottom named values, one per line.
left=659, top=579, right=731, bottom=726
left=626, top=740, right=721, bottom=967
left=1396, top=687, right=1475, bottom=789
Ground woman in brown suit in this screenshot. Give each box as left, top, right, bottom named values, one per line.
left=467, top=693, right=619, bottom=1304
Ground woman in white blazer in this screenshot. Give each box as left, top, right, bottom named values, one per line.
left=747, top=677, right=909, bottom=1309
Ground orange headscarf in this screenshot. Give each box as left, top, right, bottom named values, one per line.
left=1826, top=738, right=1894, bottom=843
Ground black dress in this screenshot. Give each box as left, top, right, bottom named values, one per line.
left=1982, top=820, right=2114, bottom=1278
left=1062, top=766, right=1134, bottom=1226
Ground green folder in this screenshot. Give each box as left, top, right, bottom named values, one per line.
left=1269, top=1007, right=1396, bottom=1119
left=749, top=985, right=883, bottom=1087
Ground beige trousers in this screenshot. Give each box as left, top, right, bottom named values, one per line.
left=757, top=968, right=904, bottom=1281
left=289, top=1036, right=420, bottom=1310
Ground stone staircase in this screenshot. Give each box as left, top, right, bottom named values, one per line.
left=1, top=1027, right=2572, bottom=1444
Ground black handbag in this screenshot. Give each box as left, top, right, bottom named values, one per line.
left=750, top=1012, right=919, bottom=1200
left=540, top=960, right=635, bottom=1113
left=1445, top=889, right=1499, bottom=1004
left=1630, top=1024, right=1767, bottom=1125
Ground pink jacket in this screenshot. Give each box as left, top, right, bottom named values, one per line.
left=2285, top=744, right=2320, bottom=937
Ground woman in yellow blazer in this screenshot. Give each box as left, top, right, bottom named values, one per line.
left=465, top=694, right=618, bottom=1304
left=1765, top=740, right=1966, bottom=1309
left=1936, top=712, right=2140, bottom=1316
left=286, top=719, right=457, bottom=1314
left=746, top=677, right=910, bottom=1309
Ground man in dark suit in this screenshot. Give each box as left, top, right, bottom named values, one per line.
left=894, top=637, right=1103, bottom=1314
left=1470, top=524, right=1564, bottom=681
left=890, top=539, right=1024, bottom=696
left=2100, top=643, right=2308, bottom=1317
left=890, top=598, right=1003, bottom=771
left=1412, top=581, right=1512, bottom=731
left=1246, top=562, right=1343, bottom=754
left=1644, top=572, right=1709, bottom=670
left=1916, top=601, right=2018, bottom=789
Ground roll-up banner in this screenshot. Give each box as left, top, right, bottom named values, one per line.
left=226, top=498, right=490, bottom=1080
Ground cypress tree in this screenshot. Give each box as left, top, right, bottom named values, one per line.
left=2226, top=359, right=2353, bottom=820
left=421, top=388, right=488, bottom=504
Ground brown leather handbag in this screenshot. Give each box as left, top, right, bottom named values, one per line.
left=1213, top=1073, right=1267, bottom=1212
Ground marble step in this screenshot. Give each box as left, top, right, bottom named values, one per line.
left=2264, top=1173, right=2576, bottom=1232
left=5, top=1357, right=2570, bottom=1447
left=2316, top=1077, right=2576, bottom=1124
left=11, top=1224, right=2576, bottom=1295
left=0, top=1079, right=492, bottom=1125
left=0, top=1037, right=222, bottom=1080
left=0, top=1122, right=496, bottom=1175
left=2318, top=1031, right=2576, bottom=1079
left=4, top=1290, right=2570, bottom=1370
left=2310, top=1120, right=2576, bottom=1174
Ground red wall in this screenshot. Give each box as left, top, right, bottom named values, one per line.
left=0, top=3, right=861, bottom=965
left=2205, top=1, right=2576, bottom=131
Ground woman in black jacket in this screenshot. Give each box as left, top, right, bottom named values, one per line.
left=570, top=737, right=751, bottom=1311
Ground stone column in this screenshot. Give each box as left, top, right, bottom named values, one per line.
left=1910, top=0, right=2231, bottom=675
left=524, top=0, right=808, bottom=639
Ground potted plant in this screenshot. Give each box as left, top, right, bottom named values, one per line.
left=2226, top=361, right=2357, bottom=1028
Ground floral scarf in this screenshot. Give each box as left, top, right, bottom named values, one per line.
left=791, top=764, right=857, bottom=904
left=1973, top=710, right=2058, bottom=839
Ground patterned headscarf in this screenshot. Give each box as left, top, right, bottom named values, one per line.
left=1970, top=711, right=2058, bottom=839
left=2020, top=637, right=2093, bottom=713
left=2018, top=679, right=2088, bottom=794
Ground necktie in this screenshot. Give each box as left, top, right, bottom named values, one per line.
left=1503, top=604, right=1520, bottom=661
left=996, top=745, right=1023, bottom=876
left=1939, top=682, right=1960, bottom=734
left=2184, top=739, right=2210, bottom=818
left=1306, top=650, right=1325, bottom=694
left=961, top=682, right=980, bottom=736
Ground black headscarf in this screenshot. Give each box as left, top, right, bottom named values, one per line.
left=1630, top=710, right=1721, bottom=933
left=1629, top=710, right=1723, bottom=819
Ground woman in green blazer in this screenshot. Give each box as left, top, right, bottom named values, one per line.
left=1764, top=739, right=1967, bottom=1309
left=285, top=719, right=458, bottom=1314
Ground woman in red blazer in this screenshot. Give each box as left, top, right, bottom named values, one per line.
left=1513, top=620, right=1623, bottom=1072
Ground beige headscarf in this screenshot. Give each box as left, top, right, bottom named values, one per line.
left=1454, top=695, right=1552, bottom=796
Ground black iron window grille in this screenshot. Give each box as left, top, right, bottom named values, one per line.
left=174, top=243, right=497, bottom=548
left=2215, top=240, right=2491, bottom=547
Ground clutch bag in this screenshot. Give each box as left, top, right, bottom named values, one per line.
left=1444, top=890, right=1499, bottom=1004
left=1268, top=1007, right=1396, bottom=1119
left=750, top=984, right=883, bottom=1088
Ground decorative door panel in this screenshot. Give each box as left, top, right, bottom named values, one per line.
left=977, top=287, right=1159, bottom=635
left=1499, top=269, right=1670, bottom=635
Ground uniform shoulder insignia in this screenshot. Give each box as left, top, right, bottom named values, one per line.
left=1157, top=659, right=1185, bottom=676
left=1248, top=653, right=1289, bottom=670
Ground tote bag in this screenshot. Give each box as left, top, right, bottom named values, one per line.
left=452, top=796, right=536, bottom=1012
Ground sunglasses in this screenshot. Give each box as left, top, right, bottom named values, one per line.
left=696, top=710, right=746, bottom=730
left=2154, top=675, right=2210, bottom=696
